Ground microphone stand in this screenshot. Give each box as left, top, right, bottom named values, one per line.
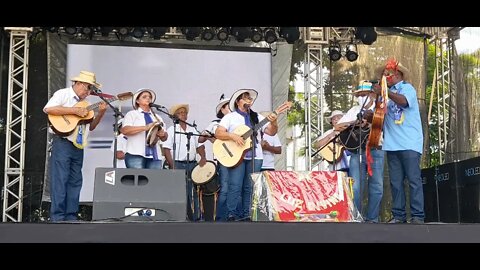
left=92, top=88, right=124, bottom=168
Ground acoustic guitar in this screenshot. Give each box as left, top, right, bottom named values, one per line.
left=318, top=140, right=344, bottom=163
left=48, top=92, right=133, bottom=136
left=368, top=76, right=388, bottom=148
left=213, top=101, right=292, bottom=167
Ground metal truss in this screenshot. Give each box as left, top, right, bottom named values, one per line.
left=430, top=28, right=461, bottom=164
left=2, top=27, right=32, bottom=222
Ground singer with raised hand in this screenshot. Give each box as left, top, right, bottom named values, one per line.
left=43, top=71, right=107, bottom=222
left=121, top=88, right=167, bottom=169
left=215, top=89, right=278, bottom=222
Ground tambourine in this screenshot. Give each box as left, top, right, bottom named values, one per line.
left=146, top=122, right=163, bottom=147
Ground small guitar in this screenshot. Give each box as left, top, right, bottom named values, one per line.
left=213, top=101, right=292, bottom=167
left=368, top=75, right=388, bottom=148
left=48, top=92, right=133, bottom=136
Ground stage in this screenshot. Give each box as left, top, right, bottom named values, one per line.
left=1, top=221, right=479, bottom=243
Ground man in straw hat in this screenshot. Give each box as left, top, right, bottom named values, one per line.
left=43, top=70, right=107, bottom=222
left=163, top=103, right=207, bottom=221
left=198, top=94, right=231, bottom=221
left=373, top=58, right=424, bottom=224
left=314, top=110, right=350, bottom=172
left=336, top=80, right=385, bottom=223
left=121, top=88, right=167, bottom=169
left=215, top=88, right=278, bottom=221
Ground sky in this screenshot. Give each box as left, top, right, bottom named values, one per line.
left=455, top=27, right=480, bottom=54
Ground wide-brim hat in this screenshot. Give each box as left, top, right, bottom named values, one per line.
left=326, top=110, right=344, bottom=123
left=170, top=104, right=189, bottom=115
left=229, top=88, right=258, bottom=112
left=216, top=98, right=230, bottom=115
left=132, top=88, right=156, bottom=110
left=70, top=70, right=102, bottom=89
left=375, top=61, right=410, bottom=81
left=353, top=80, right=374, bottom=95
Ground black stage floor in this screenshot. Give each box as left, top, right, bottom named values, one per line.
left=1, top=221, right=479, bottom=243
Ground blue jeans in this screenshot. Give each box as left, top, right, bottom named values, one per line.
left=49, top=137, right=84, bottom=221
left=216, top=163, right=229, bottom=221
left=174, top=161, right=199, bottom=221
left=387, top=150, right=424, bottom=222
left=349, top=149, right=385, bottom=222
left=125, top=153, right=163, bottom=169
left=226, top=159, right=262, bottom=220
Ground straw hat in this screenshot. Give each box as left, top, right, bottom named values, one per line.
left=229, top=88, right=258, bottom=111
left=170, top=104, right=189, bottom=115
left=375, top=60, right=410, bottom=81
left=70, top=70, right=102, bottom=88
left=132, top=88, right=156, bottom=110
left=216, top=98, right=230, bottom=115
left=326, top=110, right=344, bottom=124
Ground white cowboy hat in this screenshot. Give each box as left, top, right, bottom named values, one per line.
left=326, top=110, right=344, bottom=124
left=70, top=70, right=102, bottom=88
left=352, top=80, right=374, bottom=95
left=216, top=98, right=230, bottom=115
left=170, top=104, right=189, bottom=115
left=375, top=60, right=410, bottom=81
left=132, top=88, right=156, bottom=110
left=229, top=88, right=258, bottom=112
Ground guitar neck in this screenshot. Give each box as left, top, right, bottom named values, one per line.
left=85, top=96, right=118, bottom=111
left=241, top=117, right=270, bottom=140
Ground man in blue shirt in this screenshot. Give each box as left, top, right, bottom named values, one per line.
left=373, top=59, right=424, bottom=224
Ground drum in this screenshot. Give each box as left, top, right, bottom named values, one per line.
left=191, top=161, right=220, bottom=195
left=146, top=122, right=163, bottom=147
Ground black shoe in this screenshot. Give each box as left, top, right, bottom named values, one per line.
left=227, top=215, right=236, bottom=222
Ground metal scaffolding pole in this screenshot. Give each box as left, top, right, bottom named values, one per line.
left=2, top=27, right=32, bottom=222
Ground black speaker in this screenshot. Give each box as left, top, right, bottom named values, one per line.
left=457, top=156, right=480, bottom=223
left=93, top=168, right=187, bottom=221
left=421, top=167, right=439, bottom=222
left=435, top=162, right=460, bottom=223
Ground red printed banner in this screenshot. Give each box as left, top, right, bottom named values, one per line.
left=251, top=171, right=357, bottom=222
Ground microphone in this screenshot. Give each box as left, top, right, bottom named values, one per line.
left=243, top=103, right=250, bottom=110
left=149, top=103, right=165, bottom=109
left=368, top=80, right=379, bottom=84
left=90, top=85, right=102, bottom=94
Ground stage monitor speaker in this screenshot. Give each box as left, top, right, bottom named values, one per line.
left=457, top=156, right=480, bottom=223
left=93, top=168, right=187, bottom=221
left=435, top=162, right=460, bottom=223
left=421, top=167, right=439, bottom=222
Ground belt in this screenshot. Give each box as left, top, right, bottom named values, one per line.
left=175, top=160, right=196, bottom=163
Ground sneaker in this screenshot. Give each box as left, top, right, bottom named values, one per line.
left=388, top=218, right=407, bottom=224
left=409, top=218, right=425, bottom=224
left=227, top=215, right=236, bottom=222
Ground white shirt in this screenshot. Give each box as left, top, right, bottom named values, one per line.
left=43, top=86, right=91, bottom=144
left=110, top=134, right=127, bottom=168
left=122, top=108, right=165, bottom=158
left=219, top=111, right=268, bottom=160
left=261, top=133, right=281, bottom=169
left=163, top=124, right=204, bottom=161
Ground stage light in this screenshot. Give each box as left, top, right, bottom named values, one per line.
left=149, top=27, right=167, bottom=39
left=355, top=27, right=377, bottom=45
left=328, top=41, right=342, bottom=61
left=250, top=27, right=263, bottom=43
left=264, top=27, right=277, bottom=44
left=216, top=27, right=230, bottom=41
left=231, top=27, right=250, bottom=42
left=201, top=27, right=215, bottom=41
left=279, top=27, right=300, bottom=44
left=182, top=27, right=201, bottom=41
left=65, top=27, right=77, bottom=35
left=131, top=27, right=145, bottom=39
left=100, top=27, right=113, bottom=37
left=117, top=27, right=130, bottom=36
left=81, top=27, right=93, bottom=35
left=345, top=42, right=358, bottom=62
